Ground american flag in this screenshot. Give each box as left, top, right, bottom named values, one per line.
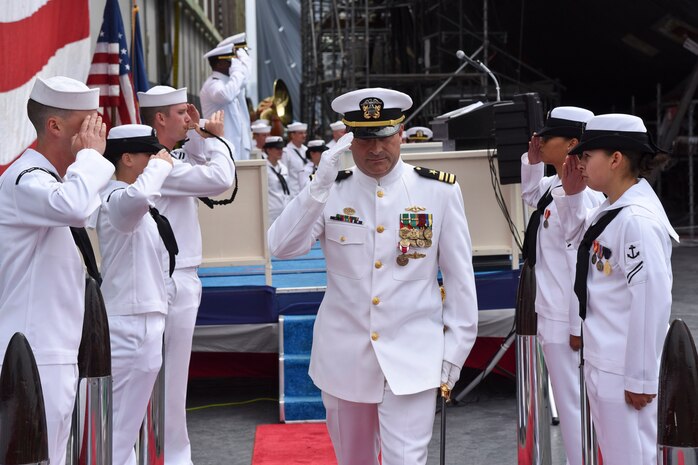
left=87, top=0, right=139, bottom=128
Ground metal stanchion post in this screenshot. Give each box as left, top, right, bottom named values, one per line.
left=579, top=360, right=598, bottom=465
left=74, top=276, right=113, bottom=465
left=516, top=260, right=552, bottom=465
left=137, top=340, right=166, bottom=465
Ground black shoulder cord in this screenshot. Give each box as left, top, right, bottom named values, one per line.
left=197, top=129, right=239, bottom=209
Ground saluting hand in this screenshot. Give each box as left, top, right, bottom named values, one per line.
left=561, top=155, right=586, bottom=196
left=71, top=113, right=106, bottom=156
left=198, top=110, right=224, bottom=138
left=187, top=104, right=201, bottom=129
left=527, top=134, right=542, bottom=164
left=625, top=390, right=656, bottom=410
left=150, top=149, right=173, bottom=166
left=309, top=132, right=353, bottom=201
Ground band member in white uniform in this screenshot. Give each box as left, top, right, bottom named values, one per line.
left=268, top=88, right=479, bottom=465
left=555, top=114, right=678, bottom=465
left=520, top=106, right=602, bottom=465
left=199, top=32, right=252, bottom=160
left=281, top=121, right=308, bottom=197
left=138, top=86, right=235, bottom=465
left=326, top=120, right=346, bottom=149
left=263, top=136, right=291, bottom=224
left=92, top=124, right=174, bottom=465
left=0, top=76, right=114, bottom=465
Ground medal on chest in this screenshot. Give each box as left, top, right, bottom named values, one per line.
left=397, top=211, right=433, bottom=266
left=543, top=209, right=551, bottom=228
left=591, top=240, right=613, bottom=276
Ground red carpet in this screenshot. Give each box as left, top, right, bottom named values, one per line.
left=251, top=423, right=337, bottom=465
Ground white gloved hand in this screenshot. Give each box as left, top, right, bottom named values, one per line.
left=229, top=51, right=250, bottom=80
left=309, top=132, right=354, bottom=202
left=441, top=360, right=461, bottom=391
left=236, top=48, right=251, bottom=76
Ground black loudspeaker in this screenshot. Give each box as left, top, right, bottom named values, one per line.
left=493, top=93, right=545, bottom=185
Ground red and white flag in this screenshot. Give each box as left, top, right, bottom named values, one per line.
left=0, top=0, right=91, bottom=173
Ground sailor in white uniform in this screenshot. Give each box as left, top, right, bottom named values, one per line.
left=92, top=125, right=174, bottom=465
left=326, top=120, right=346, bottom=149
left=520, top=106, right=603, bottom=465
left=299, top=139, right=327, bottom=191
left=138, top=86, right=235, bottom=465
left=281, top=121, right=308, bottom=197
left=251, top=119, right=271, bottom=149
left=554, top=114, right=678, bottom=465
left=263, top=136, right=291, bottom=224
left=199, top=32, right=252, bottom=160
left=0, top=76, right=114, bottom=465
left=268, top=88, right=479, bottom=465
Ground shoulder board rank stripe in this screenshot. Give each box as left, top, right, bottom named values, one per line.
left=413, top=166, right=456, bottom=184
left=15, top=167, right=61, bottom=185
left=335, top=170, right=353, bottom=182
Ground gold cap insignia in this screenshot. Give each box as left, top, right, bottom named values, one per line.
left=360, top=97, right=383, bottom=120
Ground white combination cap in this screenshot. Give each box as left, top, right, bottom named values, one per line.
left=29, top=76, right=99, bottom=110
left=569, top=113, right=664, bottom=155
left=287, top=122, right=308, bottom=132
left=405, top=126, right=433, bottom=141
left=138, top=85, right=188, bottom=108
left=251, top=120, right=271, bottom=134
left=205, top=32, right=247, bottom=59
left=329, top=120, right=346, bottom=131
left=331, top=87, right=412, bottom=139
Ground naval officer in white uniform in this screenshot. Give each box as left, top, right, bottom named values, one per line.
left=0, top=76, right=115, bottom=465
left=93, top=124, right=174, bottom=465
left=520, top=106, right=603, bottom=465
left=199, top=32, right=252, bottom=160
left=268, top=88, right=479, bottom=465
left=139, top=86, right=235, bottom=465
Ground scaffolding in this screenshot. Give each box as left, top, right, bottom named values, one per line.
left=300, top=0, right=565, bottom=137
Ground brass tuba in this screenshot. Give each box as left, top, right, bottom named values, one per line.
left=258, top=79, right=293, bottom=126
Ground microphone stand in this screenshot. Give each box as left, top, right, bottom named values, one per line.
left=458, top=50, right=501, bottom=102
left=403, top=46, right=483, bottom=126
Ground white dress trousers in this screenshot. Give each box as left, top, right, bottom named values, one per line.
left=322, top=384, right=437, bottom=465
left=164, top=267, right=202, bottom=465
left=109, top=313, right=166, bottom=465
left=584, top=362, right=657, bottom=465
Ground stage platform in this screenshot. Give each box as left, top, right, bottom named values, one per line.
left=190, top=243, right=518, bottom=379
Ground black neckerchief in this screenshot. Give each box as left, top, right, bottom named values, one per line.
left=521, top=186, right=556, bottom=266
left=574, top=208, right=624, bottom=320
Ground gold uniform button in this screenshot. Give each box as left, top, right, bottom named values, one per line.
left=377, top=190, right=384, bottom=198
left=376, top=225, right=385, bottom=233
left=371, top=332, right=379, bottom=341
left=339, top=235, right=346, bottom=242
left=374, top=261, right=382, bottom=269
left=372, top=297, right=380, bottom=305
